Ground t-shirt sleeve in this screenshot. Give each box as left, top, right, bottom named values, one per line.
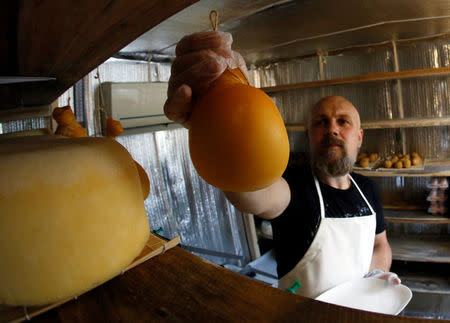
left=370, top=181, right=386, bottom=234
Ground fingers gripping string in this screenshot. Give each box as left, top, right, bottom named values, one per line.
left=209, top=10, right=218, bottom=31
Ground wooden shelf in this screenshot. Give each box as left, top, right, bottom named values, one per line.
left=384, top=209, right=450, bottom=224
left=0, top=105, right=52, bottom=122
left=400, top=273, right=450, bottom=295
left=286, top=116, right=450, bottom=132
left=257, top=229, right=273, bottom=240
left=261, top=67, right=450, bottom=93
left=353, top=161, right=450, bottom=177
left=389, top=236, right=450, bottom=263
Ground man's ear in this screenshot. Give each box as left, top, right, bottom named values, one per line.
left=358, top=128, right=364, bottom=148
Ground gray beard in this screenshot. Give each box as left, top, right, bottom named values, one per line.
left=311, top=149, right=356, bottom=178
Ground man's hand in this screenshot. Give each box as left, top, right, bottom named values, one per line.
left=364, top=269, right=402, bottom=285
left=163, top=31, right=247, bottom=128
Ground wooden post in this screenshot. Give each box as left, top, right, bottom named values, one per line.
left=392, top=40, right=407, bottom=155
left=243, top=213, right=260, bottom=260
left=318, top=50, right=326, bottom=97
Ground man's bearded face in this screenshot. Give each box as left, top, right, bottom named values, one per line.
left=311, top=133, right=357, bottom=178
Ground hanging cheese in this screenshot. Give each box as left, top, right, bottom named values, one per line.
left=0, top=135, right=150, bottom=306
left=189, top=68, right=290, bottom=192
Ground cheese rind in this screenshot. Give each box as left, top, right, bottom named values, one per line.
left=0, top=136, right=150, bottom=306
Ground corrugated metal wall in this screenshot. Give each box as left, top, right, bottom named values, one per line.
left=249, top=39, right=450, bottom=213
left=86, top=60, right=251, bottom=266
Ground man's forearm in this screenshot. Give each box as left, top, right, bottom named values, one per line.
left=224, top=177, right=290, bottom=220
left=369, top=237, right=392, bottom=272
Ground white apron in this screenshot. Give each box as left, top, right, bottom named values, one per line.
left=278, top=174, right=376, bottom=298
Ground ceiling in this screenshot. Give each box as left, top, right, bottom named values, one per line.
left=1, top=0, right=450, bottom=109
left=119, top=0, right=450, bottom=66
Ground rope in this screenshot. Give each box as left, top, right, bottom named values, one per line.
left=94, top=67, right=109, bottom=136
left=209, top=10, right=218, bottom=31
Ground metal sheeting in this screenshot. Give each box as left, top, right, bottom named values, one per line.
left=117, top=129, right=249, bottom=266
left=249, top=38, right=450, bottom=206
left=119, top=0, right=450, bottom=66
left=0, top=117, right=50, bottom=134
left=86, top=59, right=250, bottom=266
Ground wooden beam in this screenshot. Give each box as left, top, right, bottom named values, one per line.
left=0, top=105, right=52, bottom=122
left=390, top=236, right=450, bottom=263
left=242, top=213, right=261, bottom=260
left=384, top=209, right=450, bottom=224
left=0, top=0, right=198, bottom=108
left=5, top=247, right=436, bottom=322
left=261, top=67, right=450, bottom=93
left=286, top=116, right=450, bottom=132
left=362, top=116, right=450, bottom=129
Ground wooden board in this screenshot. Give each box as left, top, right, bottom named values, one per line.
left=390, top=236, right=450, bottom=263
left=18, top=247, right=443, bottom=323
left=354, top=162, right=450, bottom=177
left=401, top=274, right=450, bottom=295
left=0, top=1, right=198, bottom=108
left=0, top=233, right=180, bottom=323
left=261, top=67, right=450, bottom=93
left=375, top=157, right=426, bottom=172
left=286, top=117, right=450, bottom=132
left=384, top=209, right=450, bottom=224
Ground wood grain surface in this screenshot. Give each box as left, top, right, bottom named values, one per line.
left=261, top=67, right=450, bottom=93
left=27, top=247, right=447, bottom=323
left=0, top=0, right=198, bottom=108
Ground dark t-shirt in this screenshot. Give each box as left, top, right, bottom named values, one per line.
left=271, top=163, right=386, bottom=278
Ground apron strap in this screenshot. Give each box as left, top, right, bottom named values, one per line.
left=313, top=176, right=325, bottom=219
left=349, top=174, right=376, bottom=215
left=314, top=174, right=376, bottom=219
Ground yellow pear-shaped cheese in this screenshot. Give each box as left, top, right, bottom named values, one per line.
left=0, top=136, right=150, bottom=306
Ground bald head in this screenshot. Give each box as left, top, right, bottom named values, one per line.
left=308, top=96, right=361, bottom=130
left=307, top=95, right=364, bottom=179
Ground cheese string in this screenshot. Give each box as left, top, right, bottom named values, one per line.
left=209, top=10, right=218, bottom=31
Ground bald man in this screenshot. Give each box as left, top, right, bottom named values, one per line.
left=164, top=32, right=399, bottom=298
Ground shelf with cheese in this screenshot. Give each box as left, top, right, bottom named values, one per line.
left=353, top=159, right=450, bottom=177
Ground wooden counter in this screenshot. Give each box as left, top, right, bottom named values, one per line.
left=29, top=247, right=446, bottom=323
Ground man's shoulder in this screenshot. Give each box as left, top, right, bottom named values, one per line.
left=350, top=171, right=378, bottom=192
left=283, top=161, right=312, bottom=183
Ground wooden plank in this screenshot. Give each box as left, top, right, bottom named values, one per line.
left=243, top=213, right=261, bottom=260
left=362, top=117, right=450, bottom=129
left=23, top=247, right=437, bottom=323
left=0, top=2, right=18, bottom=76
left=354, top=161, right=450, bottom=177
left=401, top=274, right=450, bottom=295
left=0, top=105, right=52, bottom=122
left=0, top=234, right=180, bottom=323
left=286, top=116, right=450, bottom=132
left=389, top=236, right=450, bottom=263
left=384, top=209, right=450, bottom=224
left=0, top=0, right=198, bottom=108
left=354, top=169, right=450, bottom=177
left=261, top=67, right=450, bottom=93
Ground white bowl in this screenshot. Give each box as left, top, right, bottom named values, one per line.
left=315, top=277, right=412, bottom=315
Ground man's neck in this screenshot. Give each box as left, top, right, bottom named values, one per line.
left=319, top=173, right=351, bottom=190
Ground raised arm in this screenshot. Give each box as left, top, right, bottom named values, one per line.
left=164, top=31, right=290, bottom=220
left=225, top=177, right=290, bottom=220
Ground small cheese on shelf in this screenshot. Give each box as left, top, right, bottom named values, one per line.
left=0, top=136, right=150, bottom=306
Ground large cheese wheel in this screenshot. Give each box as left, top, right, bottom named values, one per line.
left=0, top=136, right=150, bottom=306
